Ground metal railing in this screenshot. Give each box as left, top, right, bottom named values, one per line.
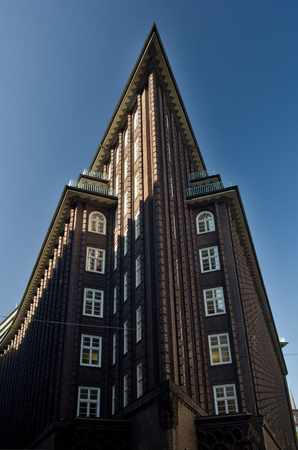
left=83, top=169, right=109, bottom=180
left=186, top=180, right=233, bottom=198
left=69, top=179, right=116, bottom=197
left=189, top=170, right=216, bottom=180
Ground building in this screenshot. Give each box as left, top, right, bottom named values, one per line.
left=290, top=388, right=298, bottom=437
left=0, top=24, right=297, bottom=450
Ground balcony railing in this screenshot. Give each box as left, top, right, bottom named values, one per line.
left=186, top=180, right=233, bottom=198
left=189, top=170, right=216, bottom=181
left=69, top=179, right=116, bottom=197
left=83, top=169, right=109, bottom=180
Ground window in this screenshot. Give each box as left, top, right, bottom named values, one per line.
left=134, top=138, right=139, bottom=162
left=124, top=191, right=129, bottom=216
left=204, top=287, right=226, bottom=316
left=208, top=333, right=231, bottom=365
left=136, top=255, right=141, bottom=287
left=135, top=172, right=140, bottom=198
left=83, top=288, right=103, bottom=317
left=137, top=363, right=142, bottom=398
left=86, top=247, right=105, bottom=273
left=124, top=158, right=129, bottom=180
left=116, top=175, right=119, bottom=195
left=136, top=306, right=142, bottom=342
left=115, top=147, right=119, bottom=165
left=112, top=333, right=116, bottom=365
left=112, top=384, right=116, bottom=415
left=113, top=286, right=117, bottom=315
left=124, top=272, right=128, bottom=302
left=199, top=247, right=220, bottom=272
left=124, top=228, right=128, bottom=256
left=197, top=211, right=215, bottom=234
left=124, top=129, right=128, bottom=148
left=135, top=210, right=140, bottom=240
left=123, top=374, right=129, bottom=407
left=214, top=385, right=238, bottom=415
left=165, top=114, right=169, bottom=130
left=134, top=109, right=139, bottom=130
left=77, top=387, right=100, bottom=417
left=114, top=243, right=118, bottom=270
left=89, top=212, right=106, bottom=234
left=124, top=320, right=128, bottom=354
left=80, top=335, right=102, bottom=367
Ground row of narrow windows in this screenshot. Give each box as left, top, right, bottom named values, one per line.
left=77, top=361, right=143, bottom=418
left=80, top=207, right=142, bottom=417
left=79, top=208, right=237, bottom=416
left=89, top=210, right=215, bottom=237
left=197, top=210, right=239, bottom=414
left=77, top=382, right=237, bottom=418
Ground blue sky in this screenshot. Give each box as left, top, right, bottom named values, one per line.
left=1, top=1, right=298, bottom=403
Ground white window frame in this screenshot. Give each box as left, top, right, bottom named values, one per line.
left=113, top=286, right=117, bottom=315
left=77, top=387, right=100, bottom=418
left=208, top=333, right=231, bottom=365
left=135, top=255, right=141, bottom=288
left=124, top=272, right=128, bottom=302
left=112, top=333, right=116, bottom=365
left=213, top=384, right=238, bottom=415
left=83, top=288, right=104, bottom=318
left=134, top=138, right=139, bottom=162
left=80, top=334, right=102, bottom=367
left=112, top=384, right=116, bottom=415
left=86, top=247, right=105, bottom=273
left=135, top=172, right=140, bottom=198
left=114, top=243, right=118, bottom=270
left=137, top=363, right=142, bottom=398
left=88, top=212, right=106, bottom=234
left=136, top=306, right=142, bottom=342
left=204, top=287, right=226, bottom=316
left=123, top=374, right=129, bottom=407
left=124, top=320, right=128, bottom=354
left=124, top=158, right=129, bottom=179
left=124, top=228, right=128, bottom=256
left=115, top=147, right=119, bottom=165
left=199, top=246, right=220, bottom=273
left=135, top=210, right=140, bottom=240
left=197, top=211, right=215, bottom=234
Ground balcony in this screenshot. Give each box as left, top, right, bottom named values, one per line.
left=189, top=169, right=216, bottom=181
left=68, top=179, right=116, bottom=197
left=186, top=180, right=233, bottom=198
left=82, top=169, right=109, bottom=181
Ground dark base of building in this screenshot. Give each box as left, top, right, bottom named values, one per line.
left=24, top=381, right=283, bottom=450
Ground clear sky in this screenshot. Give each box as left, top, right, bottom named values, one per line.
left=1, top=1, right=298, bottom=404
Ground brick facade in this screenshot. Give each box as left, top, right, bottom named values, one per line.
left=0, top=24, right=296, bottom=450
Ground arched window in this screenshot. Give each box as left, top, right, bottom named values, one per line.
left=197, top=211, right=215, bottom=234
left=89, top=212, right=106, bottom=234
